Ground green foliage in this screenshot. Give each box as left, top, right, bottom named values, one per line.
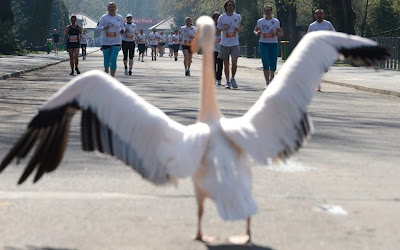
left=50, top=0, right=70, bottom=32
left=0, top=20, right=17, bottom=54
left=0, top=0, right=16, bottom=54
left=366, top=0, right=400, bottom=36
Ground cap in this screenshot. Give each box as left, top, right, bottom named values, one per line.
left=127, top=13, right=133, bottom=18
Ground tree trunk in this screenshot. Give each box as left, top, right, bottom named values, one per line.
left=275, top=0, right=297, bottom=52
left=28, top=0, right=53, bottom=46
left=237, top=0, right=259, bottom=57
left=0, top=0, right=16, bottom=54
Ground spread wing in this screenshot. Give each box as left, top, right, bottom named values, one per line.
left=0, top=70, right=210, bottom=184
left=221, top=31, right=389, bottom=163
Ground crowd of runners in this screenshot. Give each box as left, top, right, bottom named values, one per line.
left=59, top=0, right=334, bottom=90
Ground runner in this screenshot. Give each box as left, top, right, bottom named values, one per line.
left=122, top=13, right=137, bottom=75
left=167, top=31, right=174, bottom=58
left=212, top=12, right=223, bottom=86
left=159, top=31, right=167, bottom=57
left=217, top=0, right=242, bottom=89
left=137, top=29, right=146, bottom=62
left=172, top=30, right=180, bottom=61
left=95, top=2, right=124, bottom=77
left=254, top=5, right=283, bottom=88
left=149, top=28, right=160, bottom=61
left=52, top=29, right=60, bottom=55
left=80, top=29, right=88, bottom=60
left=64, top=15, right=82, bottom=76
left=180, top=17, right=196, bottom=76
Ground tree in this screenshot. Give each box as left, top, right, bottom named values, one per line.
left=28, top=0, right=53, bottom=46
left=313, top=0, right=356, bottom=34
left=366, top=0, right=400, bottom=36
left=275, top=0, right=297, bottom=51
left=0, top=0, right=17, bottom=54
left=237, top=0, right=259, bottom=57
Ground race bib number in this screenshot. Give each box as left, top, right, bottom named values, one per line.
left=69, top=35, right=78, bottom=42
left=125, top=34, right=134, bottom=39
left=263, top=33, right=275, bottom=39
left=106, top=32, right=117, bottom=38
left=225, top=32, right=236, bottom=38
left=215, top=37, right=221, bottom=44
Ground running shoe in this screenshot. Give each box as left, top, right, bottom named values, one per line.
left=225, top=82, right=231, bottom=89
left=230, top=78, right=238, bottom=89
left=217, top=80, right=221, bottom=86
left=175, top=57, right=177, bottom=61
left=124, top=68, right=128, bottom=75
left=141, top=59, right=144, bottom=62
left=75, top=68, right=80, bottom=74
left=187, top=70, right=190, bottom=76
left=129, top=70, right=132, bottom=75
left=70, top=71, right=74, bottom=76
left=185, top=70, right=189, bottom=76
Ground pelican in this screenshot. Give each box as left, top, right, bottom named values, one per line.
left=0, top=16, right=388, bottom=244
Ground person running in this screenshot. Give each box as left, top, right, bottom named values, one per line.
left=64, top=15, right=82, bottom=76
left=122, top=13, right=137, bottom=75
left=308, top=9, right=335, bottom=92
left=80, top=29, right=88, bottom=60
left=212, top=12, right=223, bottom=86
left=137, top=29, right=146, bottom=62
left=159, top=31, right=167, bottom=57
left=95, top=2, right=124, bottom=77
left=217, top=0, right=242, bottom=89
left=149, top=28, right=160, bottom=61
left=172, top=30, right=180, bottom=61
left=167, top=31, right=174, bottom=58
left=181, top=17, right=196, bottom=76
left=254, top=5, right=283, bottom=88
left=52, top=29, right=60, bottom=55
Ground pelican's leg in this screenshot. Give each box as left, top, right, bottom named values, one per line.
left=194, top=186, right=214, bottom=243
left=195, top=192, right=205, bottom=241
left=228, top=217, right=251, bottom=245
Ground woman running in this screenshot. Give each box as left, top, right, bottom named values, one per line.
left=80, top=29, right=88, bottom=60
left=149, top=28, right=160, bottom=61
left=64, top=15, right=82, bottom=76
left=137, top=29, right=146, bottom=62
left=180, top=17, right=196, bottom=76
left=167, top=31, right=174, bottom=58
left=122, top=13, right=137, bottom=75
left=172, top=30, right=180, bottom=61
left=95, top=2, right=124, bottom=77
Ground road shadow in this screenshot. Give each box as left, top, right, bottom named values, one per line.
left=205, top=243, right=275, bottom=250
left=4, top=246, right=77, bottom=250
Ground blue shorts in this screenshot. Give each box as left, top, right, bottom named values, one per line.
left=259, top=42, right=278, bottom=71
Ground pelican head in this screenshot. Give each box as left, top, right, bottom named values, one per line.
left=191, top=16, right=215, bottom=53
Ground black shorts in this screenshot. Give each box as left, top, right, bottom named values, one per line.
left=181, top=45, right=192, bottom=53
left=138, top=44, right=146, bottom=53
left=160, top=43, right=165, bottom=46
left=172, top=44, right=180, bottom=52
left=122, top=40, right=135, bottom=60
left=81, top=44, right=87, bottom=49
left=67, top=42, right=80, bottom=49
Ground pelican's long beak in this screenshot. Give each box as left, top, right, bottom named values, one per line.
left=191, top=30, right=200, bottom=53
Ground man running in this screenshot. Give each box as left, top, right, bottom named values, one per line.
left=137, top=29, right=146, bottom=62
left=159, top=31, right=167, bottom=57
left=180, top=17, right=196, bottom=76
left=122, top=13, right=137, bottom=75
left=52, top=29, right=60, bottom=55
left=167, top=31, right=174, bottom=58
left=217, top=0, right=242, bottom=89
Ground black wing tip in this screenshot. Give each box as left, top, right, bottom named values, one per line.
left=339, top=45, right=390, bottom=67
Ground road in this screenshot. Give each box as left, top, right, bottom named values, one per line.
left=0, top=51, right=399, bottom=250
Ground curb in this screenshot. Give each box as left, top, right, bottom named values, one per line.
left=1, top=49, right=100, bottom=80
left=323, top=80, right=400, bottom=98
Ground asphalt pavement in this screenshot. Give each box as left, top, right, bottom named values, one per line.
left=1, top=47, right=399, bottom=97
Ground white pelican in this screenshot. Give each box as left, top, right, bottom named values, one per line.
left=0, top=16, right=389, bottom=244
